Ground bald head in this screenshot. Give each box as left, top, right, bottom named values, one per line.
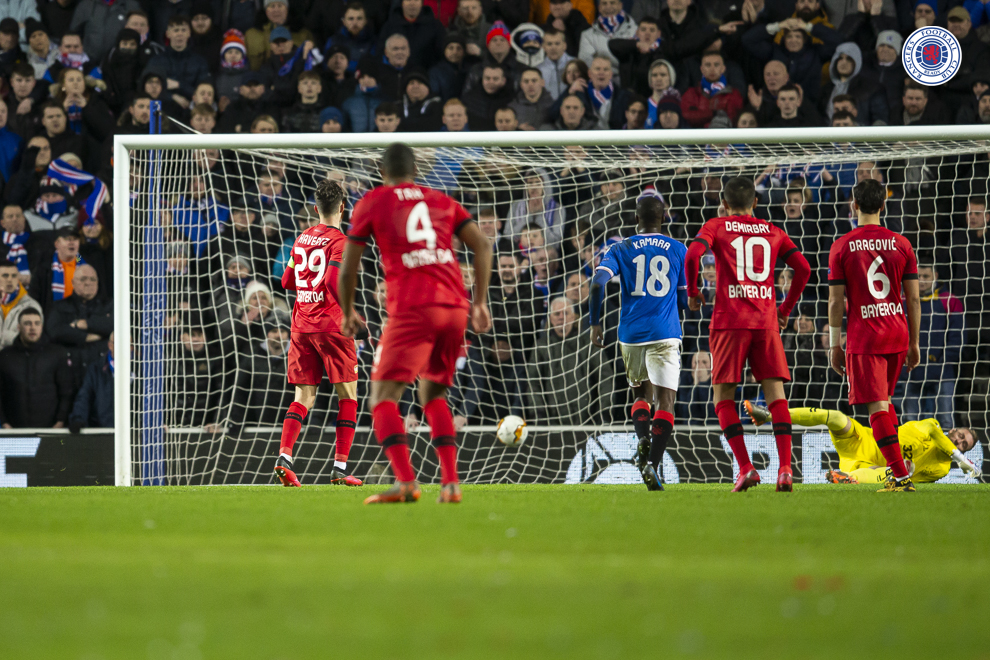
left=764, top=60, right=789, bottom=94
left=73, top=264, right=99, bottom=300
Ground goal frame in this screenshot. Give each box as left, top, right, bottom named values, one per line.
left=112, top=125, right=990, bottom=486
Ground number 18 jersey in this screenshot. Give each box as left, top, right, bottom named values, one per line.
left=596, top=233, right=688, bottom=344
left=828, top=224, right=917, bottom=355
left=347, top=182, right=472, bottom=315
left=694, top=215, right=799, bottom=330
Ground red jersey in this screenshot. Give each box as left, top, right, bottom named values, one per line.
left=280, top=224, right=345, bottom=333
left=692, top=215, right=800, bottom=330
left=828, top=224, right=917, bottom=355
left=347, top=182, right=472, bottom=314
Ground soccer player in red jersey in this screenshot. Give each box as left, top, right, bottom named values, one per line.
left=684, top=177, right=810, bottom=492
left=338, top=143, right=492, bottom=505
left=274, top=180, right=363, bottom=488
left=827, top=178, right=921, bottom=493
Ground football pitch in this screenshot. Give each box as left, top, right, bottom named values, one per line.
left=1, top=484, right=988, bottom=659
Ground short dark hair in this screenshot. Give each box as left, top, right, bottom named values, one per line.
left=904, top=81, right=929, bottom=97
left=0, top=259, right=17, bottom=270
left=721, top=176, right=756, bottom=211
left=853, top=178, right=886, bottom=214
left=832, top=93, right=856, bottom=107
left=777, top=83, right=800, bottom=97
left=168, top=14, right=191, bottom=29
left=968, top=196, right=987, bottom=209
left=494, top=105, right=516, bottom=116
left=10, top=62, right=34, bottom=79
left=19, top=308, right=42, bottom=321
left=61, top=31, right=82, bottom=43
left=42, top=101, right=67, bottom=117
left=375, top=102, right=400, bottom=117
left=125, top=10, right=149, bottom=21
left=701, top=50, right=724, bottom=62
left=637, top=196, right=666, bottom=229
left=831, top=109, right=856, bottom=124
left=381, top=142, right=416, bottom=179
left=521, top=66, right=543, bottom=79
left=639, top=16, right=659, bottom=27
left=131, top=91, right=152, bottom=105
left=344, top=1, right=365, bottom=12
left=543, top=26, right=564, bottom=38
left=314, top=179, right=345, bottom=216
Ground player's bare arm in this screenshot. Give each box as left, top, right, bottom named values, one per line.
left=828, top=283, right=846, bottom=377
left=456, top=220, right=493, bottom=334
left=338, top=240, right=365, bottom=337
left=683, top=239, right=707, bottom=311
left=777, top=249, right=810, bottom=330
left=903, top=277, right=921, bottom=371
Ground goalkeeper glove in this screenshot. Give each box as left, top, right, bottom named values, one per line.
left=951, top=449, right=979, bottom=478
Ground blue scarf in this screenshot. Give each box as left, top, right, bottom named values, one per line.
left=1, top=289, right=16, bottom=306
left=589, top=82, right=613, bottom=112
left=226, top=277, right=249, bottom=289
left=52, top=252, right=85, bottom=301
left=597, top=11, right=627, bottom=36
left=36, top=198, right=68, bottom=222
left=66, top=104, right=83, bottom=134
left=47, top=159, right=110, bottom=224
left=108, top=352, right=114, bottom=374
left=2, top=231, right=30, bottom=274
left=649, top=37, right=662, bottom=52
left=277, top=44, right=320, bottom=77
left=544, top=198, right=559, bottom=228
left=701, top=75, right=727, bottom=97
left=646, top=97, right=658, bottom=128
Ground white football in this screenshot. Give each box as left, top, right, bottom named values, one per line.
left=496, top=415, right=528, bottom=447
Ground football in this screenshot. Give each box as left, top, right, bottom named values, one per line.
left=496, top=415, right=528, bottom=447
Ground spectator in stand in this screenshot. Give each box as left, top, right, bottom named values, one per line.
left=538, top=0, right=593, bottom=53
left=40, top=0, right=78, bottom=43
left=190, top=104, right=216, bottom=133
left=581, top=170, right=637, bottom=239
left=576, top=55, right=633, bottom=129
left=378, top=0, right=447, bottom=69
left=170, top=175, right=228, bottom=258
left=541, top=92, right=597, bottom=129
left=896, top=262, right=963, bottom=428
left=0, top=19, right=23, bottom=79
left=4, top=63, right=44, bottom=142
left=377, top=35, right=411, bottom=102
left=781, top=305, right=818, bottom=404
left=606, top=16, right=665, bottom=98
left=280, top=71, right=325, bottom=133
left=324, top=2, right=376, bottom=74
left=657, top=0, right=720, bottom=77
left=820, top=42, right=887, bottom=124
left=622, top=95, right=648, bottom=128
left=319, top=106, right=345, bottom=132
left=463, top=64, right=516, bottom=130
left=958, top=90, right=990, bottom=126
left=24, top=179, right=79, bottom=232
left=25, top=19, right=59, bottom=79
left=742, top=15, right=841, bottom=103
left=216, top=72, right=273, bottom=133
left=52, top=68, right=116, bottom=146
left=509, top=67, right=553, bottom=128
left=527, top=296, right=612, bottom=424
left=321, top=46, right=358, bottom=109
left=578, top=0, right=637, bottom=83
left=44, top=31, right=101, bottom=82
left=68, top=331, right=114, bottom=431
left=371, top=102, right=400, bottom=132
left=69, top=0, right=141, bottom=63
left=950, top=197, right=989, bottom=342
left=100, top=29, right=147, bottom=115
left=465, top=21, right=523, bottom=93
left=141, top=16, right=211, bottom=111
left=681, top=51, right=745, bottom=128
left=430, top=34, right=469, bottom=101
left=450, top=335, right=527, bottom=425
left=766, top=83, right=821, bottom=127
left=189, top=1, right=223, bottom=75
left=833, top=0, right=896, bottom=55
left=259, top=27, right=315, bottom=108
left=397, top=68, right=444, bottom=131
left=643, top=59, right=678, bottom=126
left=0, top=205, right=41, bottom=285
left=216, top=29, right=247, bottom=109
left=745, top=59, right=817, bottom=126
left=450, top=0, right=491, bottom=56
left=941, top=7, right=988, bottom=111
left=508, top=169, right=565, bottom=246
left=0, top=102, right=23, bottom=185
left=889, top=82, right=952, bottom=126
left=123, top=11, right=165, bottom=59
left=676, top=351, right=716, bottom=424
left=537, top=27, right=574, bottom=99
left=45, top=263, right=112, bottom=384
left=110, top=94, right=151, bottom=143
left=252, top=113, right=281, bottom=133
left=4, top=137, right=50, bottom=210
left=28, top=228, right=81, bottom=312
left=0, top=259, right=42, bottom=349
left=0, top=308, right=74, bottom=429
left=245, top=0, right=314, bottom=71
left=863, top=29, right=903, bottom=113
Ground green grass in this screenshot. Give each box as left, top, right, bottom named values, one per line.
left=1, top=484, right=989, bottom=659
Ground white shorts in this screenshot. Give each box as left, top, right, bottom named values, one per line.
left=620, top=339, right=681, bottom=391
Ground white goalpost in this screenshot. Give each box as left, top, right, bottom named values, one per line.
left=113, top=126, right=990, bottom=486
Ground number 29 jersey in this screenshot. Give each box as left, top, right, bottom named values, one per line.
left=281, top=224, right=345, bottom=334
left=828, top=225, right=917, bottom=355
left=693, top=215, right=799, bottom=330
left=347, top=182, right=472, bottom=315
left=596, top=233, right=688, bottom=344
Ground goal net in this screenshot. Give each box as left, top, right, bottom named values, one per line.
left=113, top=128, right=989, bottom=486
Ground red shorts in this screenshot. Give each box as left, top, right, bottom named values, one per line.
left=710, top=328, right=790, bottom=384
left=846, top=351, right=905, bottom=405
left=372, top=305, right=468, bottom=386
left=287, top=331, right=358, bottom=385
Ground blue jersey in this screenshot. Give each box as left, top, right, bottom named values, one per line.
left=594, top=233, right=688, bottom=344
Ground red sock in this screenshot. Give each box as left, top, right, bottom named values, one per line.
left=424, top=398, right=458, bottom=484
left=887, top=404, right=899, bottom=429
left=631, top=399, right=652, bottom=442
left=279, top=402, right=308, bottom=457
left=767, top=399, right=792, bottom=471
left=716, top=400, right=752, bottom=473
left=372, top=401, right=416, bottom=482
left=870, top=410, right=907, bottom=478
left=334, top=398, right=358, bottom=463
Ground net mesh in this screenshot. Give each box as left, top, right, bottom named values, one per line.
left=123, top=136, right=990, bottom=485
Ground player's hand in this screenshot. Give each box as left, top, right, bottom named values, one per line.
left=590, top=325, right=605, bottom=348
left=906, top=343, right=921, bottom=371
left=340, top=309, right=366, bottom=337
left=830, top=346, right=846, bottom=377
left=470, top=303, right=491, bottom=333
left=687, top=294, right=705, bottom=312
left=958, top=456, right=979, bottom=478
left=453, top=415, right=467, bottom=432
left=776, top=307, right=789, bottom=330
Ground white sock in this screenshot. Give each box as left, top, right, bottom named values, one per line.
left=334, top=460, right=346, bottom=471
left=279, top=452, right=293, bottom=463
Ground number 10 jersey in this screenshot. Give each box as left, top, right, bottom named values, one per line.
left=348, top=182, right=472, bottom=315
left=828, top=224, right=918, bottom=355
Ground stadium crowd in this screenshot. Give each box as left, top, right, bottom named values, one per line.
left=0, top=0, right=988, bottom=435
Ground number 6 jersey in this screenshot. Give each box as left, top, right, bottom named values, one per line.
left=347, top=182, right=472, bottom=314
left=692, top=214, right=800, bottom=330
left=281, top=223, right=346, bottom=333
left=828, top=224, right=918, bottom=355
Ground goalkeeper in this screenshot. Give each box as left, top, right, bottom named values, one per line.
left=744, top=402, right=980, bottom=483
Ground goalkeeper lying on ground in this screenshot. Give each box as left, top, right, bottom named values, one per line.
left=744, top=403, right=980, bottom=483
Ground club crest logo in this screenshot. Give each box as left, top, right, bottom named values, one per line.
left=903, top=26, right=961, bottom=86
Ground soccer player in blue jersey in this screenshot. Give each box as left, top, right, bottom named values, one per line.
left=589, top=193, right=688, bottom=491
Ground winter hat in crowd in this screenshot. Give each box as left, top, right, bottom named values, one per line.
left=117, top=28, right=141, bottom=46
left=191, top=0, right=214, bottom=19
left=657, top=98, right=682, bottom=117
left=875, top=30, right=903, bottom=53
left=264, top=0, right=288, bottom=7
left=402, top=67, right=430, bottom=89
left=0, top=18, right=19, bottom=36
left=708, top=111, right=733, bottom=129
left=270, top=26, right=292, bottom=42
left=243, top=280, right=272, bottom=306
left=24, top=18, right=47, bottom=39
left=487, top=21, right=511, bottom=47
left=914, top=0, right=936, bottom=15
left=947, top=6, right=970, bottom=21
left=221, top=29, right=247, bottom=56
left=319, top=106, right=344, bottom=126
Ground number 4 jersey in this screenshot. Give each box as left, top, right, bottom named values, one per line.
left=347, top=182, right=472, bottom=314
left=281, top=223, right=345, bottom=333
left=692, top=215, right=801, bottom=330
left=828, top=224, right=918, bottom=355
left=596, top=233, right=688, bottom=344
